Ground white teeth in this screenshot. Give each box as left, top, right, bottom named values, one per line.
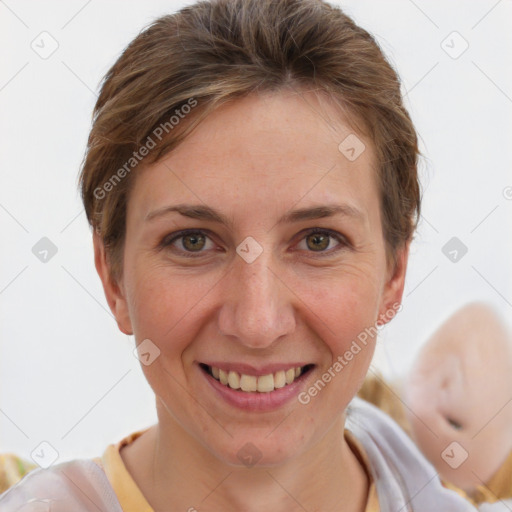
left=228, top=371, right=241, bottom=389
left=274, top=370, right=286, bottom=389
left=285, top=368, right=295, bottom=384
left=257, top=374, right=274, bottom=393
left=219, top=368, right=229, bottom=385
left=208, top=365, right=307, bottom=392
left=240, top=374, right=257, bottom=392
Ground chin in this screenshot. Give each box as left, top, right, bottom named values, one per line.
left=207, top=430, right=307, bottom=469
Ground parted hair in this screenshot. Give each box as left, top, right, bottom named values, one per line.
left=79, top=0, right=421, bottom=282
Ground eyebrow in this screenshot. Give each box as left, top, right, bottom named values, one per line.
left=145, top=203, right=364, bottom=227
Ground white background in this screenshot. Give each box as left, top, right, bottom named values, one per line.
left=1, top=0, right=511, bottom=464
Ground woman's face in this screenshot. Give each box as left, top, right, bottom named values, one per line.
left=96, top=89, right=407, bottom=467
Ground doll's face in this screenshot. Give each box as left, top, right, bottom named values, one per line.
left=97, top=88, right=407, bottom=468
left=404, top=304, right=512, bottom=492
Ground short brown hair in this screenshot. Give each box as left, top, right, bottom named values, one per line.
left=79, top=0, right=421, bottom=282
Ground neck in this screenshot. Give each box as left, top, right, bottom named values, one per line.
left=122, top=408, right=369, bottom=512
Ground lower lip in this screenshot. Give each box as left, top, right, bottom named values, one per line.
left=200, top=365, right=313, bottom=412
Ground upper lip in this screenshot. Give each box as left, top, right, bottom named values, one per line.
left=200, top=361, right=312, bottom=377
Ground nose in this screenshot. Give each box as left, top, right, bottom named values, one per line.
left=217, top=249, right=296, bottom=350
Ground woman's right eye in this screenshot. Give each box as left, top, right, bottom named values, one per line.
left=160, top=230, right=216, bottom=258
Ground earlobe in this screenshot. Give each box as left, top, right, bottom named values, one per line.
left=93, top=230, right=134, bottom=335
left=377, top=242, right=410, bottom=326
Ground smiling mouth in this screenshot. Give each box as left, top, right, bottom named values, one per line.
left=200, top=363, right=315, bottom=393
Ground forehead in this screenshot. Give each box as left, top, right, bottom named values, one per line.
left=129, top=89, right=379, bottom=226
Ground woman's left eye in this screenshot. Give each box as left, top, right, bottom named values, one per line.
left=159, top=228, right=348, bottom=258
left=295, top=229, right=347, bottom=254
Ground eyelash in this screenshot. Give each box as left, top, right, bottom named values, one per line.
left=159, top=228, right=350, bottom=259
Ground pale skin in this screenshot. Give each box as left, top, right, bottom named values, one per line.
left=404, top=302, right=512, bottom=494
left=94, top=88, right=409, bottom=512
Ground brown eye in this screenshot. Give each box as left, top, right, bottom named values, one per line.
left=160, top=230, right=215, bottom=258
left=298, top=229, right=348, bottom=255
left=447, top=417, right=463, bottom=430
left=181, top=233, right=206, bottom=252
left=306, top=232, right=330, bottom=251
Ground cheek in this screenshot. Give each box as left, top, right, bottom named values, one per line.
left=298, top=267, right=382, bottom=350
left=125, top=261, right=221, bottom=354
left=295, top=271, right=382, bottom=406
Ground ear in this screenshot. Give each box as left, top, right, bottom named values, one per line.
left=93, top=230, right=133, bottom=335
left=376, top=242, right=410, bottom=326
